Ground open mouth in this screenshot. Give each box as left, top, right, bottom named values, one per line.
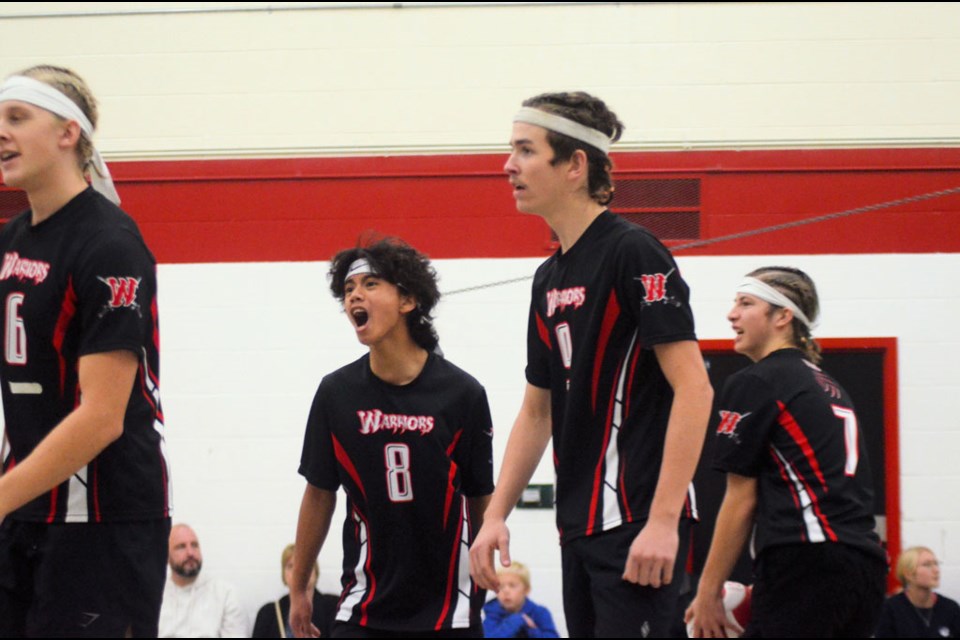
left=0, top=151, right=19, bottom=162
left=351, top=308, right=369, bottom=328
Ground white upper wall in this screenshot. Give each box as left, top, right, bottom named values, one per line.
left=1, top=2, right=959, bottom=158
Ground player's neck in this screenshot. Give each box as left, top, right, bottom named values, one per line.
left=906, top=584, right=936, bottom=609
left=542, top=198, right=606, bottom=253
left=369, top=338, right=429, bottom=386
left=171, top=572, right=199, bottom=589
left=28, top=171, right=88, bottom=225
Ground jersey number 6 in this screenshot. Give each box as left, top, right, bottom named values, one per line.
left=5, top=293, right=27, bottom=365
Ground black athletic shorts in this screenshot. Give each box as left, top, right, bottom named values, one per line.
left=561, top=519, right=691, bottom=638
left=331, top=622, right=483, bottom=638
left=0, top=518, right=170, bottom=638
left=743, top=542, right=887, bottom=638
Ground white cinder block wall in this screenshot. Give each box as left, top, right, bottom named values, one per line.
left=2, top=1, right=960, bottom=635
left=159, top=254, right=960, bottom=635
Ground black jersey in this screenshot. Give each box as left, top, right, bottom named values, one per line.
left=526, top=211, right=698, bottom=544
left=0, top=188, right=169, bottom=523
left=299, top=353, right=494, bottom=632
left=713, top=348, right=883, bottom=558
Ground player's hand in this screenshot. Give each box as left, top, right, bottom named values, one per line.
left=522, top=613, right=536, bottom=629
left=685, top=589, right=743, bottom=638
left=289, top=589, right=320, bottom=638
left=621, top=517, right=678, bottom=587
left=469, top=518, right=511, bottom=591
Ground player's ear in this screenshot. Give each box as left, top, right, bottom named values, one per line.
left=566, top=148, right=589, bottom=183
left=398, top=292, right=417, bottom=315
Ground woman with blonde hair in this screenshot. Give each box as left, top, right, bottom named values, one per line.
left=253, top=544, right=337, bottom=638
left=0, top=65, right=168, bottom=637
left=875, top=546, right=960, bottom=637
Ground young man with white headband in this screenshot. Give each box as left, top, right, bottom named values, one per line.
left=0, top=65, right=169, bottom=637
left=290, top=238, right=493, bottom=638
left=470, top=91, right=713, bottom=637
left=685, top=266, right=885, bottom=637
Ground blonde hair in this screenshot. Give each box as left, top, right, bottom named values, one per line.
left=16, top=65, right=98, bottom=174
left=747, top=266, right=822, bottom=364
left=281, top=543, right=319, bottom=586
left=497, top=561, right=531, bottom=590
left=896, top=546, right=935, bottom=586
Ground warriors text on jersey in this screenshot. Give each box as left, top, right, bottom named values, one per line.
left=299, top=353, right=494, bottom=631
left=713, top=348, right=883, bottom=558
left=526, top=211, right=698, bottom=544
left=0, top=187, right=169, bottom=523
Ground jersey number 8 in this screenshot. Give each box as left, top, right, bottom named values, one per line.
left=384, top=443, right=413, bottom=502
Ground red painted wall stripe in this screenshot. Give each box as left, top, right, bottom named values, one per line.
left=5, top=148, right=959, bottom=263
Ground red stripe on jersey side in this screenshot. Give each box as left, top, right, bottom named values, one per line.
left=586, top=360, right=623, bottom=536
left=769, top=447, right=807, bottom=542
left=46, top=486, right=58, bottom=524
left=354, top=508, right=378, bottom=626
left=535, top=311, right=551, bottom=350
left=92, top=460, right=102, bottom=522
left=51, top=278, right=78, bottom=396
left=332, top=435, right=368, bottom=502
left=776, top=402, right=828, bottom=489
left=442, top=430, right=464, bottom=529
left=434, top=499, right=465, bottom=631
left=618, top=460, right=634, bottom=523
left=591, top=292, right=621, bottom=413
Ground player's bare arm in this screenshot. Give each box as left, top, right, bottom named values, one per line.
left=290, top=485, right=337, bottom=639
left=622, top=340, right=712, bottom=587
left=0, top=350, right=137, bottom=520
left=685, top=473, right=757, bottom=638
left=470, top=383, right=551, bottom=591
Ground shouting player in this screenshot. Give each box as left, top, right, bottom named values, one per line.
left=470, top=92, right=713, bottom=637
left=685, top=267, right=886, bottom=637
left=290, top=238, right=494, bottom=638
left=0, top=66, right=169, bottom=636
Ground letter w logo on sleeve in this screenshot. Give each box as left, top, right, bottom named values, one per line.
left=97, top=276, right=141, bottom=309
left=716, top=410, right=750, bottom=441
left=634, top=267, right=675, bottom=304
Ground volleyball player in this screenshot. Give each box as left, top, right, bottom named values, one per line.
left=0, top=65, right=169, bottom=636
left=685, top=267, right=886, bottom=638
left=469, top=92, right=713, bottom=637
left=290, top=239, right=493, bottom=638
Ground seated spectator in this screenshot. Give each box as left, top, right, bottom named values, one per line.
left=253, top=544, right=337, bottom=638
left=875, top=546, right=960, bottom=637
left=159, top=523, right=248, bottom=637
left=483, top=562, right=558, bottom=638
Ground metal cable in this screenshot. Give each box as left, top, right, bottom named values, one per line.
left=442, top=185, right=960, bottom=296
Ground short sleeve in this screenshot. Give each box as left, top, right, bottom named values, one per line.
left=712, top=371, right=780, bottom=477
left=298, top=381, right=341, bottom=491
left=456, top=386, right=495, bottom=498
left=615, top=231, right=696, bottom=347
left=525, top=297, right=551, bottom=389
left=74, top=228, right=156, bottom=357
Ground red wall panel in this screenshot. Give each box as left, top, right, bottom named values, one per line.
left=4, top=148, right=960, bottom=263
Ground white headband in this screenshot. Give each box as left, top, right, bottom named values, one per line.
left=737, top=277, right=817, bottom=330
left=0, top=75, right=120, bottom=205
left=345, top=258, right=376, bottom=283
left=513, top=107, right=612, bottom=154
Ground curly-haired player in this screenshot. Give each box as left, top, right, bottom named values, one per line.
left=290, top=238, right=494, bottom=638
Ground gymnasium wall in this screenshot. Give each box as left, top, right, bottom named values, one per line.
left=2, top=2, right=960, bottom=635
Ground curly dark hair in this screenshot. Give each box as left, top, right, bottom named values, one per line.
left=328, top=238, right=440, bottom=352
left=521, top=92, right=625, bottom=206
left=747, top=266, right=822, bottom=364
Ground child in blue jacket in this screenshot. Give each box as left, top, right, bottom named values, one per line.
left=483, top=562, right=559, bottom=638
